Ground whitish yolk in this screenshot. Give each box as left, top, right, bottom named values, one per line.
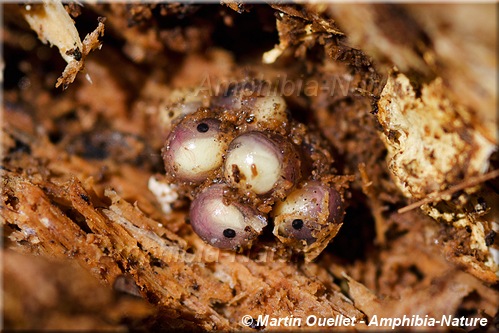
left=174, top=137, right=223, bottom=176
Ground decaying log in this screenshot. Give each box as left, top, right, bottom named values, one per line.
left=2, top=2, right=497, bottom=331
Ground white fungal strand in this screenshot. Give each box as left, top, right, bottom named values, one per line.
left=148, top=175, right=179, bottom=214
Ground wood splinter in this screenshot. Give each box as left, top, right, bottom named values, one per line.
left=398, top=169, right=499, bottom=214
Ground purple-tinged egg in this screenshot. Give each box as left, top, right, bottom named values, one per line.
left=271, top=181, right=344, bottom=258
left=211, top=81, right=288, bottom=131
left=162, top=117, right=227, bottom=183
left=189, top=184, right=267, bottom=250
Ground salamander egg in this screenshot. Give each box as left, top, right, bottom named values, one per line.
left=162, top=117, right=227, bottom=183
left=223, top=131, right=300, bottom=196
left=189, top=184, right=268, bottom=250
left=271, top=181, right=344, bottom=245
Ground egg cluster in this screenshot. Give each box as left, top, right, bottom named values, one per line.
left=162, top=81, right=346, bottom=260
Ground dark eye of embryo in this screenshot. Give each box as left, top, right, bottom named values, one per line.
left=292, top=219, right=304, bottom=230
left=197, top=123, right=209, bottom=133
left=223, top=228, right=236, bottom=238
